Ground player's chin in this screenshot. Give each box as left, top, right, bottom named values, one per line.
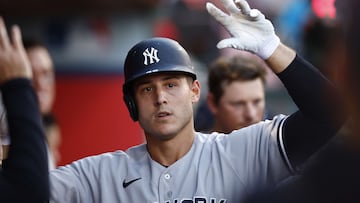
left=234, top=123, right=251, bottom=130
left=150, top=128, right=178, bottom=141
left=242, top=121, right=257, bottom=128
left=148, top=119, right=176, bottom=131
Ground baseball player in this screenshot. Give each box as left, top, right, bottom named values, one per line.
left=49, top=0, right=344, bottom=202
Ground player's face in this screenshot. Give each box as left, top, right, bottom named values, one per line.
left=27, top=46, right=55, bottom=114
left=210, top=79, right=265, bottom=133
left=134, top=73, right=200, bottom=141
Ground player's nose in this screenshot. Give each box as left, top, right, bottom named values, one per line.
left=154, top=88, right=167, bottom=106
left=244, top=105, right=257, bottom=121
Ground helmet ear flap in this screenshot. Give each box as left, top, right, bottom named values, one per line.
left=123, top=85, right=138, bottom=121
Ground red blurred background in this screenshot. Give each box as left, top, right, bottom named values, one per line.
left=53, top=75, right=144, bottom=166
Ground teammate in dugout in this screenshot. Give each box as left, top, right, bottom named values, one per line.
left=49, top=0, right=345, bottom=202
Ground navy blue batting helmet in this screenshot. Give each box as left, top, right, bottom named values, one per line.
left=122, top=37, right=197, bottom=121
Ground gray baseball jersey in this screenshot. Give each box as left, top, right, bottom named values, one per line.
left=50, top=115, right=293, bottom=203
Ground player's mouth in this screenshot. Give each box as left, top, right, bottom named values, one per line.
left=156, top=111, right=171, bottom=118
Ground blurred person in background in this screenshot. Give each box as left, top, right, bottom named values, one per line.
left=23, top=38, right=56, bottom=116
left=203, top=53, right=269, bottom=133
left=0, top=16, right=49, bottom=202
left=23, top=38, right=61, bottom=169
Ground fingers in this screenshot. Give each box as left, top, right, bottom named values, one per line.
left=234, top=1, right=264, bottom=20
left=11, top=25, right=24, bottom=51
left=206, top=2, right=229, bottom=24
left=0, top=18, right=25, bottom=51
left=0, top=17, right=10, bottom=49
left=217, top=38, right=241, bottom=49
left=249, top=9, right=260, bottom=18
left=220, top=0, right=240, bottom=15
left=234, top=0, right=251, bottom=15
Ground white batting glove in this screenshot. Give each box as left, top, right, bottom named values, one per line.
left=206, top=0, right=280, bottom=59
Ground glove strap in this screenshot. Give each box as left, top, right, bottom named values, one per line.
left=258, top=35, right=280, bottom=60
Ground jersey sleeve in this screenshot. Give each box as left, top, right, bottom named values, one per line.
left=0, top=79, right=49, bottom=202
left=50, top=154, right=104, bottom=202
left=50, top=151, right=129, bottom=203
left=224, top=115, right=293, bottom=190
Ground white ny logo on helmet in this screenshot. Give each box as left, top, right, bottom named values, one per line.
left=143, top=47, right=160, bottom=65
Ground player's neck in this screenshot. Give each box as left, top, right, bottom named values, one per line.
left=146, top=130, right=195, bottom=167
left=212, top=121, right=231, bottom=134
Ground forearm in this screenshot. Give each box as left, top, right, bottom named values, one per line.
left=277, top=55, right=346, bottom=168
left=278, top=55, right=344, bottom=123
left=0, top=79, right=49, bottom=201
left=265, top=43, right=296, bottom=74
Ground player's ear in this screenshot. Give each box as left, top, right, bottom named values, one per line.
left=207, top=93, right=218, bottom=114
left=190, top=80, right=201, bottom=103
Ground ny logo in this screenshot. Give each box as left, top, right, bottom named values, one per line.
left=143, top=47, right=160, bottom=65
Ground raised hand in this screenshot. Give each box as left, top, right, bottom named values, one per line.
left=206, top=0, right=280, bottom=59
left=0, top=16, right=32, bottom=85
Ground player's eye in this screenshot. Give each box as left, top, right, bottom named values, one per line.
left=230, top=101, right=244, bottom=108
left=253, top=99, right=262, bottom=106
left=167, top=83, right=176, bottom=88
left=144, top=87, right=153, bottom=92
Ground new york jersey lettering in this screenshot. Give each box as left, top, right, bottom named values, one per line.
left=153, top=197, right=227, bottom=203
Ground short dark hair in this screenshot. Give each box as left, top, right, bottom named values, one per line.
left=208, top=54, right=267, bottom=105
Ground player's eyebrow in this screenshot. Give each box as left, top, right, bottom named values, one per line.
left=135, top=74, right=183, bottom=86
left=161, top=75, right=183, bottom=81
